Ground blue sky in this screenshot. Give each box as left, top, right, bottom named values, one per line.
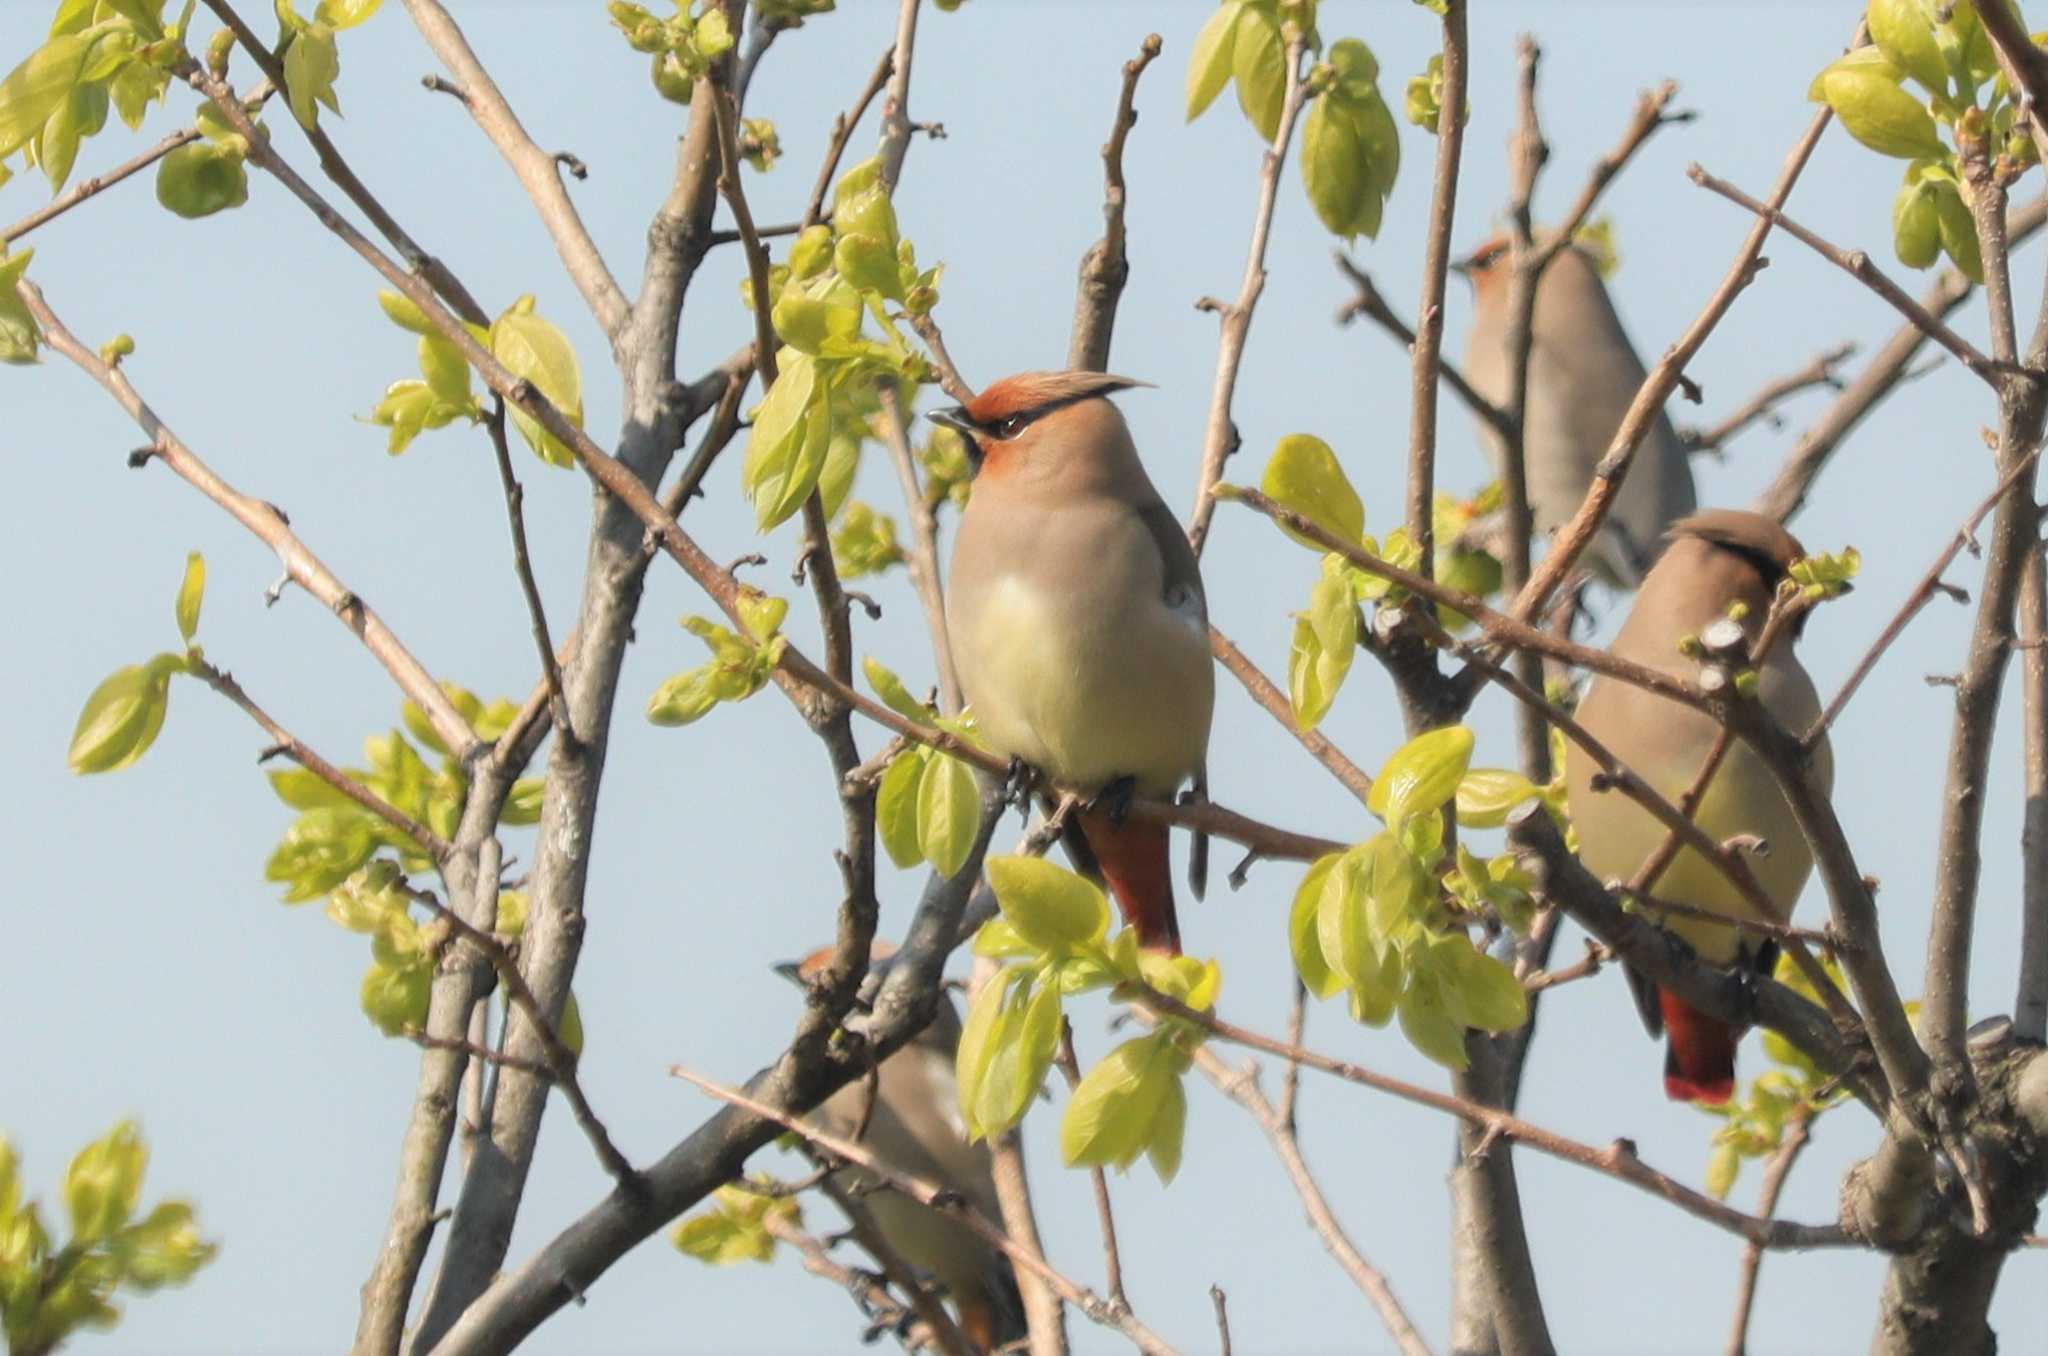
left=3, top=1, right=2042, bottom=1352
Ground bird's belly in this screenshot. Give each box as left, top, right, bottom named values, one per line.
left=956, top=574, right=1212, bottom=793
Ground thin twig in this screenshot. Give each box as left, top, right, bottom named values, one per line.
left=1679, top=344, right=1856, bottom=455
left=1333, top=254, right=1510, bottom=440
left=1209, top=626, right=1372, bottom=805
left=1186, top=33, right=1312, bottom=557
left=1068, top=32, right=1163, bottom=373
left=1404, top=0, right=1470, bottom=579
left=1055, top=1020, right=1126, bottom=1307
left=803, top=47, right=896, bottom=227
left=672, top=1068, right=1185, bottom=1356
left=187, top=656, right=450, bottom=860
left=1724, top=1110, right=1814, bottom=1356
left=485, top=401, right=574, bottom=744
left=1689, top=166, right=2002, bottom=384
left=877, top=385, right=962, bottom=713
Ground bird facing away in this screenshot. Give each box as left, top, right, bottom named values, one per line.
left=1563, top=510, right=1833, bottom=1102
left=779, top=943, right=1027, bottom=1353
left=1459, top=236, right=1699, bottom=588
left=935, top=371, right=1215, bottom=953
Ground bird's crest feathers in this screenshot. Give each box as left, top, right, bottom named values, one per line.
left=1667, top=510, right=1806, bottom=583
left=963, top=371, right=1149, bottom=429
left=792, top=938, right=898, bottom=982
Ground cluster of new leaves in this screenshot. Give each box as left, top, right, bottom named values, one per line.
left=1, top=1123, right=215, bottom=1352
left=1247, top=436, right=1505, bottom=729
left=961, top=857, right=1220, bottom=1183
left=867, top=658, right=983, bottom=878
left=263, top=690, right=546, bottom=1036
left=1810, top=0, right=2031, bottom=283
left=607, top=0, right=734, bottom=106
left=1404, top=52, right=1467, bottom=136
left=1291, top=727, right=1536, bottom=1071
left=67, top=552, right=205, bottom=775
left=1702, top=952, right=1871, bottom=1199
left=0, top=2, right=195, bottom=199
left=646, top=587, right=790, bottom=728
left=366, top=288, right=585, bottom=466
left=1185, top=2, right=1405, bottom=241
left=739, top=157, right=941, bottom=531
left=273, top=0, right=383, bottom=131
left=671, top=1182, right=801, bottom=1266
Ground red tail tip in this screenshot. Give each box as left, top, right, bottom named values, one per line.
left=1658, top=989, right=1740, bottom=1105
left=1078, top=808, right=1180, bottom=954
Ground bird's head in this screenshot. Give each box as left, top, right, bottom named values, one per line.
left=1452, top=233, right=1513, bottom=304
left=772, top=938, right=900, bottom=989
left=1665, top=509, right=1834, bottom=637
left=925, top=370, right=1150, bottom=485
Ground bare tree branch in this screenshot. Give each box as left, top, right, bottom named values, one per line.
left=1724, top=1110, right=1814, bottom=1356
left=1068, top=32, right=1163, bottom=373
left=1679, top=343, right=1855, bottom=456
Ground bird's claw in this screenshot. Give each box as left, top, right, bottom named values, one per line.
left=1088, top=774, right=1138, bottom=828
left=1001, top=756, right=1036, bottom=815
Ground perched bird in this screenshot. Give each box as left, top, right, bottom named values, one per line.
left=778, top=943, right=1027, bottom=1353
left=1564, top=510, right=1833, bottom=1103
left=933, top=371, right=1214, bottom=953
left=1458, top=236, right=1698, bottom=588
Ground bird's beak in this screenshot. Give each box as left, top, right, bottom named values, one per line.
left=771, top=960, right=804, bottom=987
left=924, top=406, right=984, bottom=470
left=1448, top=256, right=1475, bottom=279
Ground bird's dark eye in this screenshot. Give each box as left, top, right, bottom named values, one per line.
left=994, top=413, right=1030, bottom=439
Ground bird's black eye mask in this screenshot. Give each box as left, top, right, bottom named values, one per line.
left=926, top=390, right=1105, bottom=465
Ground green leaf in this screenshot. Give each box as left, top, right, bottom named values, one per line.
left=1262, top=433, right=1364, bottom=546
left=671, top=1186, right=794, bottom=1266
left=267, top=766, right=351, bottom=810
left=1301, top=95, right=1366, bottom=237
left=773, top=278, right=863, bottom=353
left=418, top=332, right=473, bottom=408
left=67, top=659, right=176, bottom=774
left=645, top=665, right=720, bottom=726
left=1287, top=574, right=1356, bottom=729
left=1061, top=1031, right=1187, bottom=1177
left=958, top=967, right=1054, bottom=1140
left=986, top=855, right=1110, bottom=953
left=1869, top=0, right=1947, bottom=93
left=1230, top=2, right=1285, bottom=141
left=1705, top=1142, right=1741, bottom=1200
left=155, top=138, right=249, bottom=218
left=114, top=1199, right=218, bottom=1289
left=0, top=249, right=40, bottom=365
left=1445, top=936, right=1528, bottom=1032
left=1816, top=64, right=1947, bottom=159
left=1931, top=177, right=1982, bottom=282
left=1453, top=768, right=1538, bottom=829
left=875, top=748, right=926, bottom=869
left=40, top=80, right=108, bottom=194
left=1398, top=981, right=1469, bottom=1071
left=1897, top=179, right=1942, bottom=273
left=315, top=0, right=382, bottom=28
left=1369, top=725, right=1474, bottom=827
left=174, top=551, right=204, bottom=644
left=376, top=287, right=433, bottom=334
left=1185, top=1, right=1239, bottom=121
left=360, top=955, right=431, bottom=1035
left=265, top=805, right=377, bottom=902
left=1146, top=1074, right=1187, bottom=1183
left=0, top=34, right=88, bottom=161
left=915, top=749, right=979, bottom=877
left=863, top=656, right=934, bottom=724
left=1289, top=853, right=1346, bottom=998
left=742, top=350, right=831, bottom=529
left=63, top=1122, right=145, bottom=1245
left=492, top=298, right=585, bottom=468
left=283, top=20, right=339, bottom=129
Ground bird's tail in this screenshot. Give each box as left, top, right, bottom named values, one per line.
left=1659, top=989, right=1739, bottom=1104
left=1078, top=806, right=1180, bottom=953
left=956, top=1255, right=1031, bottom=1353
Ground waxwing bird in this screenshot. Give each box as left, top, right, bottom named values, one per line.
left=1459, top=237, right=1698, bottom=588
left=777, top=943, right=1027, bottom=1353
left=1563, top=510, right=1833, bottom=1103
left=933, top=371, right=1214, bottom=953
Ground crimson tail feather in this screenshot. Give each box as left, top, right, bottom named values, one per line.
left=1659, top=988, right=1739, bottom=1104
left=1078, top=807, right=1180, bottom=954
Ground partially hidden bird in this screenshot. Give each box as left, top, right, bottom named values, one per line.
left=778, top=942, right=1027, bottom=1353
left=1459, top=236, right=1698, bottom=588
left=934, top=370, right=1214, bottom=954
left=1564, top=510, right=1833, bottom=1103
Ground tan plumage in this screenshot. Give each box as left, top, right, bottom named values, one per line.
left=1460, top=238, right=1698, bottom=587
left=1563, top=510, right=1833, bottom=1102
left=936, top=371, right=1214, bottom=951
left=784, top=944, right=1026, bottom=1352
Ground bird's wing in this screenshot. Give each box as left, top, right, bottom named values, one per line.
left=1138, top=499, right=1210, bottom=898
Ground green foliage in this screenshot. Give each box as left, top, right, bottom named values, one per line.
left=271, top=0, right=386, bottom=129
left=610, top=1, right=733, bottom=103
left=1302, top=39, right=1399, bottom=240
left=645, top=595, right=789, bottom=727
left=0, top=1122, right=216, bottom=1353
left=671, top=1182, right=799, bottom=1265
left=738, top=116, right=779, bottom=172
left=366, top=291, right=579, bottom=463
left=1787, top=545, right=1861, bottom=601
left=864, top=658, right=987, bottom=875
left=1, top=2, right=198, bottom=200
left=0, top=249, right=38, bottom=364
left=1287, top=564, right=1356, bottom=729
left=1811, top=1, right=2018, bottom=282
left=829, top=500, right=904, bottom=579
left=67, top=552, right=209, bottom=776
left=1291, top=726, right=1530, bottom=1068
left=1404, top=52, right=1465, bottom=135
left=740, top=157, right=940, bottom=532
left=1185, top=1, right=1308, bottom=141
left=1262, top=433, right=1364, bottom=546
left=960, top=858, right=1218, bottom=1181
